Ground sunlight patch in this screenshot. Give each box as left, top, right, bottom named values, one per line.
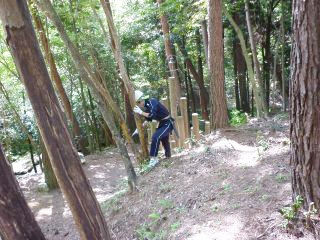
left=36, top=206, right=52, bottom=220
left=184, top=215, right=244, bottom=240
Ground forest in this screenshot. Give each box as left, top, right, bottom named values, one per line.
left=0, top=0, right=319, bottom=239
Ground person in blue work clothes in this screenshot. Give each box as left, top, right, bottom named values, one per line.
left=133, top=90, right=174, bottom=168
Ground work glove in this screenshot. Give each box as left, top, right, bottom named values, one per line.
left=142, top=121, right=148, bottom=128
left=132, top=128, right=139, bottom=136
left=133, top=106, right=143, bottom=115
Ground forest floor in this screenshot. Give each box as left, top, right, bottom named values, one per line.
left=15, top=113, right=316, bottom=240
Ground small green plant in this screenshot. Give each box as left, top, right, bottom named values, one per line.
left=275, top=173, right=288, bottom=183
left=280, top=195, right=303, bottom=226
left=174, top=147, right=183, bottom=153
left=229, top=109, right=248, bottom=126
left=158, top=199, right=174, bottom=209
left=170, top=221, right=181, bottom=231
left=135, top=212, right=168, bottom=240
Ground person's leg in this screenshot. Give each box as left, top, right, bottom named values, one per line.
left=150, top=122, right=172, bottom=157
left=161, top=135, right=171, bottom=158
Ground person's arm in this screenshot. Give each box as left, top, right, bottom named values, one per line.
left=133, top=106, right=150, bottom=118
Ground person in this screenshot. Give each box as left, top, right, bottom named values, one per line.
left=133, top=90, right=174, bottom=168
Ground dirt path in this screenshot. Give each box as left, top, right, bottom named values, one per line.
left=18, top=117, right=315, bottom=239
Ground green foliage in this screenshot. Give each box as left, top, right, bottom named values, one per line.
left=280, top=195, right=303, bottom=226
left=229, top=109, right=248, bottom=126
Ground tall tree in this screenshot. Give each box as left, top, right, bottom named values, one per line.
left=157, top=0, right=182, bottom=115
left=291, top=0, right=320, bottom=209
left=224, top=6, right=265, bottom=118
left=0, top=1, right=112, bottom=239
left=34, top=0, right=138, bottom=189
left=29, top=1, right=87, bottom=154
left=100, top=0, right=149, bottom=160
left=245, top=0, right=267, bottom=117
left=208, top=0, right=229, bottom=129
left=232, top=11, right=250, bottom=113
left=177, top=38, right=209, bottom=120
left=0, top=144, right=46, bottom=240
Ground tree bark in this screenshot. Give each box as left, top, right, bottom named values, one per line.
left=100, top=0, right=149, bottom=161
left=232, top=12, right=249, bottom=113
left=208, top=0, right=229, bottom=129
left=41, top=140, right=59, bottom=190
left=34, top=0, right=138, bottom=187
left=177, top=39, right=209, bottom=120
left=290, top=0, right=320, bottom=209
left=224, top=5, right=266, bottom=118
left=157, top=0, right=181, bottom=115
left=201, top=20, right=209, bottom=64
left=281, top=0, right=286, bottom=111
left=0, top=1, right=112, bottom=239
left=0, top=144, right=46, bottom=240
left=30, top=3, right=87, bottom=154
left=245, top=0, right=267, bottom=117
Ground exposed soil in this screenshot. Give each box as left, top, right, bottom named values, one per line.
left=16, top=115, right=316, bottom=239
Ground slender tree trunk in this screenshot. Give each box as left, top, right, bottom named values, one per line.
left=88, top=89, right=102, bottom=151
left=201, top=20, right=209, bottom=64
left=224, top=5, right=266, bottom=117
left=35, top=0, right=138, bottom=187
left=121, top=81, right=135, bottom=133
left=233, top=45, right=240, bottom=111
left=262, top=2, right=273, bottom=110
left=291, top=0, right=320, bottom=209
left=281, top=0, right=286, bottom=111
left=245, top=0, right=267, bottom=117
left=0, top=80, right=39, bottom=171
left=100, top=0, right=149, bottom=161
left=0, top=1, right=112, bottom=238
left=0, top=144, right=46, bottom=240
left=41, top=140, right=59, bottom=190
left=157, top=0, right=181, bottom=114
left=187, top=70, right=196, bottom=113
left=30, top=1, right=87, bottom=154
left=177, top=39, right=209, bottom=120
left=208, top=0, right=229, bottom=129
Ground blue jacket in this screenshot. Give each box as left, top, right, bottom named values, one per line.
left=144, top=98, right=169, bottom=122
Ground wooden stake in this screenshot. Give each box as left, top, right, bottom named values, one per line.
left=180, top=97, right=189, bottom=138
left=205, top=121, right=211, bottom=135
left=192, top=113, right=200, bottom=140
left=177, top=116, right=186, bottom=148
left=169, top=77, right=177, bottom=119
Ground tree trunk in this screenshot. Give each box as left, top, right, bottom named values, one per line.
left=177, top=39, right=209, bottom=120
left=291, top=0, right=320, bottom=209
left=201, top=20, right=209, bottom=64
left=232, top=12, right=249, bottom=113
left=34, top=0, right=138, bottom=187
left=208, top=0, right=229, bottom=129
left=224, top=5, right=266, bottom=118
left=0, top=1, right=112, bottom=238
left=245, top=0, right=267, bottom=117
left=281, top=0, right=286, bottom=111
left=100, top=0, right=149, bottom=161
left=0, top=144, right=46, bottom=240
left=41, top=140, right=59, bottom=190
left=262, top=2, right=273, bottom=110
left=157, top=0, right=181, bottom=115
left=88, top=88, right=102, bottom=151
left=30, top=1, right=87, bottom=154
left=187, top=70, right=196, bottom=113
